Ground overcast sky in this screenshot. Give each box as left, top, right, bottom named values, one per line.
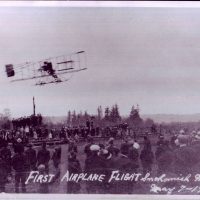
left=0, top=6, right=200, bottom=117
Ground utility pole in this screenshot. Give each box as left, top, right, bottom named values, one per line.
left=33, top=96, right=36, bottom=116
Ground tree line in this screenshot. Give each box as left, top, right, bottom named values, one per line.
left=66, top=104, right=156, bottom=129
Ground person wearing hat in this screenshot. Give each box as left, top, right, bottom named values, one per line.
left=84, top=144, right=106, bottom=194
left=52, top=147, right=61, bottom=169
left=37, top=164, right=49, bottom=193
left=107, top=137, right=114, bottom=144
left=108, top=144, right=138, bottom=194
left=11, top=143, right=28, bottom=193
left=157, top=135, right=165, bottom=146
left=84, top=136, right=94, bottom=158
left=13, top=137, right=24, bottom=154
left=106, top=137, right=119, bottom=157
left=0, top=132, right=6, bottom=150
left=191, top=131, right=200, bottom=165
left=120, top=137, right=131, bottom=156
left=179, top=129, right=185, bottom=135
left=98, top=144, right=106, bottom=159
left=191, top=130, right=197, bottom=139
left=67, top=151, right=81, bottom=194
left=98, top=148, right=109, bottom=160
left=37, top=142, right=50, bottom=172
left=143, top=135, right=151, bottom=146
left=155, top=139, right=168, bottom=162
left=0, top=153, right=9, bottom=192
left=140, top=142, right=154, bottom=175
left=156, top=141, right=174, bottom=175
left=193, top=131, right=200, bottom=143
left=68, top=139, right=78, bottom=153
left=128, top=141, right=140, bottom=170
left=170, top=132, right=178, bottom=149
left=98, top=149, right=114, bottom=193
left=25, top=143, right=37, bottom=171
left=0, top=142, right=11, bottom=175
left=173, top=134, right=196, bottom=175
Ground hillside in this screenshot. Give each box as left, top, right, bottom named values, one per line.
left=142, top=114, right=200, bottom=123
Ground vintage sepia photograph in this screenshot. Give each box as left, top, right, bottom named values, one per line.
left=0, top=2, right=200, bottom=197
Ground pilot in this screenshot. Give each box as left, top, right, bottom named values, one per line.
left=42, top=62, right=58, bottom=79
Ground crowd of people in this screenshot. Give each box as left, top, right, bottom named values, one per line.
left=0, top=138, right=61, bottom=193
left=0, top=125, right=200, bottom=194
left=67, top=129, right=200, bottom=194
left=12, top=114, right=43, bottom=129
left=0, top=122, right=135, bottom=144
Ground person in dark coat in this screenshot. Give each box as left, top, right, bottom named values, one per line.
left=13, top=138, right=24, bottom=154
left=155, top=142, right=166, bottom=161
left=156, top=141, right=174, bottom=175
left=52, top=147, right=61, bottom=169
left=0, top=142, right=11, bottom=174
left=173, top=135, right=196, bottom=175
left=67, top=151, right=82, bottom=194
left=37, top=164, right=49, bottom=193
left=109, top=149, right=138, bottom=194
left=106, top=137, right=120, bottom=157
left=97, top=149, right=114, bottom=193
left=6, top=132, right=14, bottom=144
left=128, top=142, right=140, bottom=170
left=170, top=132, right=178, bottom=149
left=37, top=142, right=50, bottom=172
left=25, top=143, right=37, bottom=171
left=84, top=144, right=106, bottom=194
left=0, top=133, right=6, bottom=150
left=120, top=137, right=130, bottom=156
left=68, top=140, right=78, bottom=153
left=190, top=132, right=200, bottom=173
left=192, top=131, right=200, bottom=154
left=12, top=144, right=28, bottom=193
left=84, top=137, right=94, bottom=158
left=143, top=136, right=151, bottom=148
left=140, top=142, right=154, bottom=175
left=0, top=155, right=9, bottom=192
left=157, top=135, right=165, bottom=146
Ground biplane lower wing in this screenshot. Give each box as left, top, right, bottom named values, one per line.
left=35, top=78, right=69, bottom=86
left=11, top=68, right=87, bottom=82
left=57, top=67, right=74, bottom=71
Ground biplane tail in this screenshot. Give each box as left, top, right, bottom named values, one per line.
left=5, top=64, right=15, bottom=77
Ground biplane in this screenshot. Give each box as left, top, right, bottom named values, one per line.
left=5, top=51, right=87, bottom=86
